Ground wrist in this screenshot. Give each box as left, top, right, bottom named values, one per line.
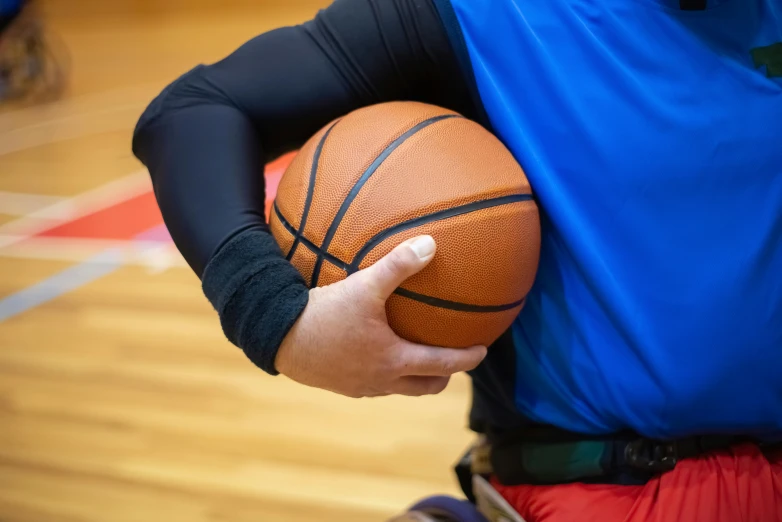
left=202, top=228, right=309, bottom=375
left=274, top=288, right=314, bottom=376
left=275, top=325, right=296, bottom=377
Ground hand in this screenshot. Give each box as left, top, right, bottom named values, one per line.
left=275, top=235, right=488, bottom=398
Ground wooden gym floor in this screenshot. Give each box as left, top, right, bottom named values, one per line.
left=0, top=1, right=475, bottom=520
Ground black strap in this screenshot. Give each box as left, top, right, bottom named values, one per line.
left=486, top=426, right=772, bottom=486
left=617, top=435, right=743, bottom=474
left=454, top=447, right=478, bottom=504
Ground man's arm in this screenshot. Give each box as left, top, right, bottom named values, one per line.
left=132, top=0, right=478, bottom=376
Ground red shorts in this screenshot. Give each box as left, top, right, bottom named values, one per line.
left=491, top=443, right=782, bottom=522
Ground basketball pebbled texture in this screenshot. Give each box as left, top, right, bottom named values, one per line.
left=271, top=101, right=541, bottom=348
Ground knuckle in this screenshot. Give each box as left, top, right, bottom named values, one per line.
left=438, top=359, right=456, bottom=375
left=386, top=358, right=404, bottom=378
left=373, top=360, right=400, bottom=385
left=383, top=250, right=409, bottom=276
left=390, top=345, right=415, bottom=375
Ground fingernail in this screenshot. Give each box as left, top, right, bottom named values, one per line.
left=409, top=236, right=436, bottom=259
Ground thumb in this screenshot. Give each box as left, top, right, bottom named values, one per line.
left=355, top=235, right=436, bottom=300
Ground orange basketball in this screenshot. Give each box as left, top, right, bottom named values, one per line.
left=270, top=102, right=540, bottom=348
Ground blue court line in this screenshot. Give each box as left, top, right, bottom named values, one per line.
left=0, top=249, right=124, bottom=323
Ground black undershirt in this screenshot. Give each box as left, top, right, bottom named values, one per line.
left=132, top=0, right=477, bottom=375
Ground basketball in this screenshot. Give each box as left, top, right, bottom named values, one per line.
left=270, top=101, right=541, bottom=348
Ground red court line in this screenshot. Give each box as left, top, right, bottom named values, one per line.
left=36, top=191, right=163, bottom=241
left=31, top=152, right=295, bottom=242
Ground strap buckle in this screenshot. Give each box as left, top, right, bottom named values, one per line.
left=624, top=439, right=678, bottom=473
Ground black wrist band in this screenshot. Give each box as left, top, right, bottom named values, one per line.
left=202, top=228, right=309, bottom=375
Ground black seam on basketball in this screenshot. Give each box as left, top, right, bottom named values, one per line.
left=310, top=113, right=462, bottom=286
left=348, top=193, right=533, bottom=273
left=274, top=203, right=350, bottom=274
left=277, top=197, right=531, bottom=309
left=286, top=120, right=339, bottom=261
left=393, top=288, right=525, bottom=313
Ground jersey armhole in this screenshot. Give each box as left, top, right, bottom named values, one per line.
left=431, top=0, right=494, bottom=132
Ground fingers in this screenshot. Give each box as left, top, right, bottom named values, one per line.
left=390, top=375, right=451, bottom=396
left=355, top=235, right=436, bottom=300
left=396, top=343, right=487, bottom=377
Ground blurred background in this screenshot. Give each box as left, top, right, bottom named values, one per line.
left=0, top=1, right=475, bottom=520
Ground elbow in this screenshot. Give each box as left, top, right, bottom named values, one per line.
left=131, top=64, right=224, bottom=166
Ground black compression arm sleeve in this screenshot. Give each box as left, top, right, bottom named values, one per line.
left=132, top=0, right=475, bottom=374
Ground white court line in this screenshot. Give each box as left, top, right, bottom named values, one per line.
left=0, top=235, right=187, bottom=269
left=0, top=170, right=152, bottom=249
left=0, top=103, right=144, bottom=156
left=0, top=229, right=187, bottom=322
left=0, top=84, right=160, bottom=156
left=0, top=191, right=67, bottom=215
left=0, top=249, right=124, bottom=322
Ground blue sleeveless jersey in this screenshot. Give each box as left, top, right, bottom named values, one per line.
left=440, top=0, right=782, bottom=438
